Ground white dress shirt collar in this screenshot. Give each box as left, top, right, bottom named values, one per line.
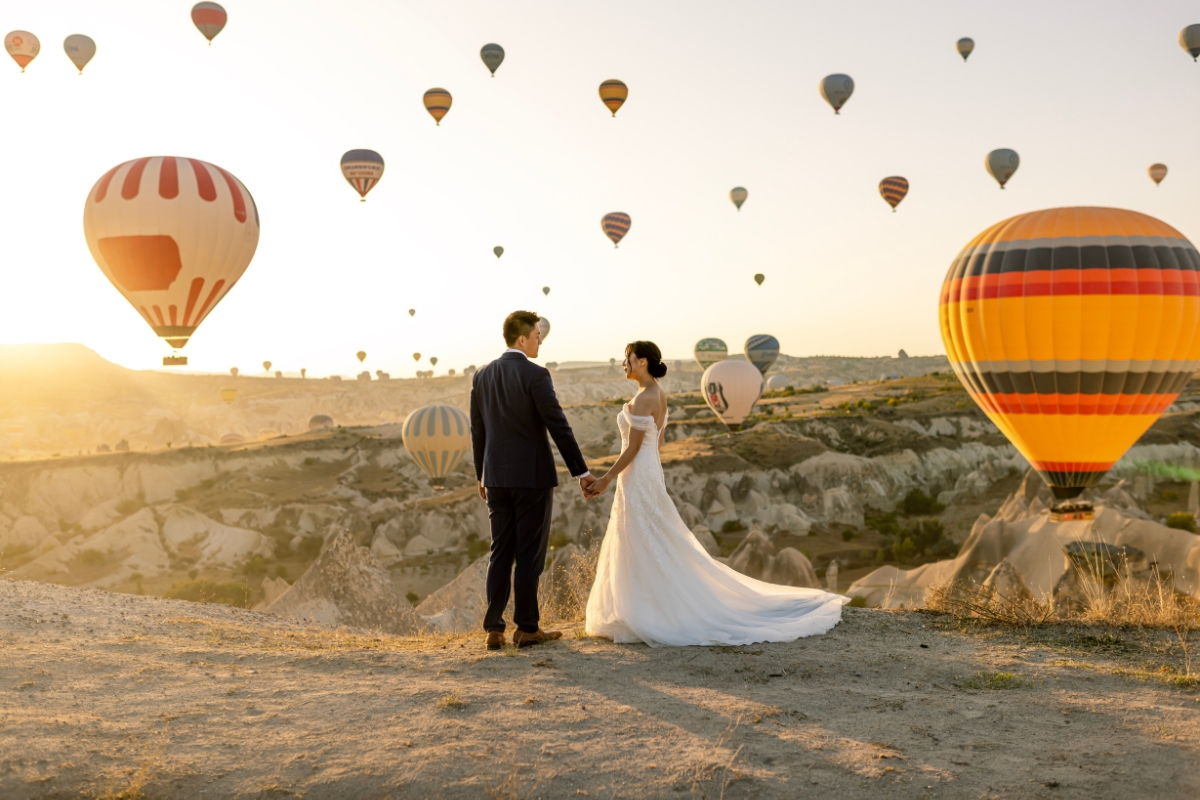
left=503, top=348, right=527, bottom=358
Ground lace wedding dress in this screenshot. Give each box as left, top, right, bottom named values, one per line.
left=585, top=404, right=848, bottom=647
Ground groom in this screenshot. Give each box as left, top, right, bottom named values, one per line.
left=470, top=310, right=594, bottom=650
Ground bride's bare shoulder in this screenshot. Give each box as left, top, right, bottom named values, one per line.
left=628, top=391, right=657, bottom=417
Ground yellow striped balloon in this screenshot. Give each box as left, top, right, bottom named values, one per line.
left=1149, top=163, right=1168, bottom=186
left=219, top=386, right=237, bottom=404
left=423, top=88, right=452, bottom=125
left=599, top=79, right=628, bottom=117
left=879, top=177, right=909, bottom=211
left=939, top=207, right=1200, bottom=510
left=402, top=404, right=471, bottom=485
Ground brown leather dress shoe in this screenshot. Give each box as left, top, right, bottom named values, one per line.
left=512, top=629, right=563, bottom=648
left=486, top=632, right=505, bottom=651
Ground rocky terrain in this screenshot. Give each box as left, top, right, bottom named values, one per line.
left=4, top=341, right=1200, bottom=625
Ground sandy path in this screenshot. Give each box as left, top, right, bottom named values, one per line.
left=1, top=580, right=1198, bottom=799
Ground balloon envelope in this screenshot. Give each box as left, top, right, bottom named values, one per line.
left=542, top=286, right=550, bottom=296
left=730, top=187, right=748, bottom=210
left=413, top=353, right=421, bottom=362
left=694, top=338, right=728, bottom=369
left=341, top=149, right=384, bottom=199
left=602, top=212, right=631, bottom=247
left=5, top=31, right=39, bottom=71
left=430, top=357, right=438, bottom=367
left=83, top=157, right=260, bottom=353
left=423, top=88, right=452, bottom=125
left=229, top=367, right=238, bottom=377
left=754, top=273, right=764, bottom=286
left=766, top=375, right=791, bottom=391
left=819, top=74, right=854, bottom=113
left=408, top=308, right=416, bottom=317
left=956, top=37, right=975, bottom=61
left=703, top=360, right=763, bottom=430
left=219, top=433, right=245, bottom=446
left=402, top=404, right=471, bottom=484
left=879, top=176, right=909, bottom=210
left=1149, top=163, right=1168, bottom=185
left=744, top=335, right=781, bottom=375
left=494, top=246, right=504, bottom=258
left=356, top=351, right=366, bottom=363
left=219, top=387, right=237, bottom=404
left=599, top=79, right=628, bottom=116
left=537, top=317, right=550, bottom=341
left=1181, top=25, right=1200, bottom=60
left=480, top=43, right=504, bottom=75
left=63, top=34, right=95, bottom=73
left=263, top=361, right=272, bottom=371
left=191, top=2, right=227, bottom=43
left=985, top=149, right=1020, bottom=188
left=940, top=207, right=1200, bottom=501
left=308, top=414, right=334, bottom=431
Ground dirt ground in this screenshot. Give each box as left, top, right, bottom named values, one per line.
left=2, top=580, right=1198, bottom=799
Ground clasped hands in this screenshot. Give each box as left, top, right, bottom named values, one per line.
left=579, top=473, right=610, bottom=499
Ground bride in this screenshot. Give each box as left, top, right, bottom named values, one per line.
left=583, top=340, right=848, bottom=647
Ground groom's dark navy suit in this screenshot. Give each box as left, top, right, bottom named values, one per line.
left=470, top=351, right=588, bottom=634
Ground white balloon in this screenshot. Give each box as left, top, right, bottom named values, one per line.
left=702, top=360, right=763, bottom=430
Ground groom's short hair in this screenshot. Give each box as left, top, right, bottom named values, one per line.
left=503, top=311, right=540, bottom=346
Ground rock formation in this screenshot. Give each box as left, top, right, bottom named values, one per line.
left=726, top=530, right=818, bottom=588
left=267, top=532, right=423, bottom=635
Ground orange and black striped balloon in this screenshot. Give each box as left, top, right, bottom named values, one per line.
left=879, top=177, right=909, bottom=211
left=940, top=207, right=1200, bottom=498
left=598, top=79, right=628, bottom=117
left=423, top=88, right=452, bottom=125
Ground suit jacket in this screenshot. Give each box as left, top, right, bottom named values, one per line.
left=470, top=352, right=587, bottom=488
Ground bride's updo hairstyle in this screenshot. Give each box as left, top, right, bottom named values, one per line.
left=626, top=341, right=668, bottom=379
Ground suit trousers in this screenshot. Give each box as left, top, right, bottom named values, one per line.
left=483, top=486, right=555, bottom=634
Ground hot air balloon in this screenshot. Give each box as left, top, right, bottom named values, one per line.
left=262, top=361, right=272, bottom=372
left=258, top=428, right=277, bottom=441
left=766, top=375, right=791, bottom=391
left=599, top=79, right=628, bottom=116
left=402, top=404, right=472, bottom=486
left=1181, top=25, right=1200, bottom=60
left=602, top=212, right=631, bottom=247
left=481, top=43, right=504, bottom=76
left=745, top=335, right=780, bottom=375
left=5, top=31, right=39, bottom=72
left=694, top=338, right=728, bottom=369
left=423, top=88, right=452, bottom=125
left=308, top=414, right=334, bottom=431
left=879, top=176, right=909, bottom=211
left=408, top=308, right=416, bottom=317
left=63, top=34, right=95, bottom=74
left=753, top=273, right=765, bottom=286
left=191, top=2, right=227, bottom=44
left=819, top=74, right=854, bottom=114
left=985, top=149, right=1020, bottom=189
left=494, top=246, right=504, bottom=258
left=83, top=157, right=260, bottom=366
left=220, top=386, right=237, bottom=404
left=430, top=357, right=439, bottom=367
left=703, top=360, right=763, bottom=431
left=219, top=433, right=245, bottom=446
left=413, top=353, right=421, bottom=362
left=542, top=286, right=550, bottom=296
left=1149, top=163, right=1168, bottom=186
left=730, top=187, right=748, bottom=210
left=230, top=367, right=238, bottom=377
left=956, top=37, right=975, bottom=61
left=356, top=351, right=366, bottom=363
left=341, top=150, right=384, bottom=201
left=300, top=368, right=307, bottom=379
left=537, top=317, right=551, bottom=341
left=940, top=207, right=1200, bottom=521
left=275, top=371, right=282, bottom=378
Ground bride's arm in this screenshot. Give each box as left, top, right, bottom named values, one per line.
left=592, top=428, right=646, bottom=492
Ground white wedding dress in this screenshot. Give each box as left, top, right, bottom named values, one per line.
left=585, top=404, right=848, bottom=647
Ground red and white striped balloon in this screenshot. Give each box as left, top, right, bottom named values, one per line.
left=82, top=157, right=260, bottom=355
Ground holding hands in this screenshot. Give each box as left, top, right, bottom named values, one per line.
left=584, top=474, right=611, bottom=499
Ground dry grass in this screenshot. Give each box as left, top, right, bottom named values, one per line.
left=438, top=691, right=470, bottom=711
left=929, top=562, right=1200, bottom=686
left=959, top=670, right=1024, bottom=690
left=540, top=543, right=601, bottom=625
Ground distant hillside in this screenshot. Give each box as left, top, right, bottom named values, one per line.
left=0, top=344, right=152, bottom=412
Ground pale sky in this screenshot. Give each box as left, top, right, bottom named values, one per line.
left=2, top=0, right=1200, bottom=378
